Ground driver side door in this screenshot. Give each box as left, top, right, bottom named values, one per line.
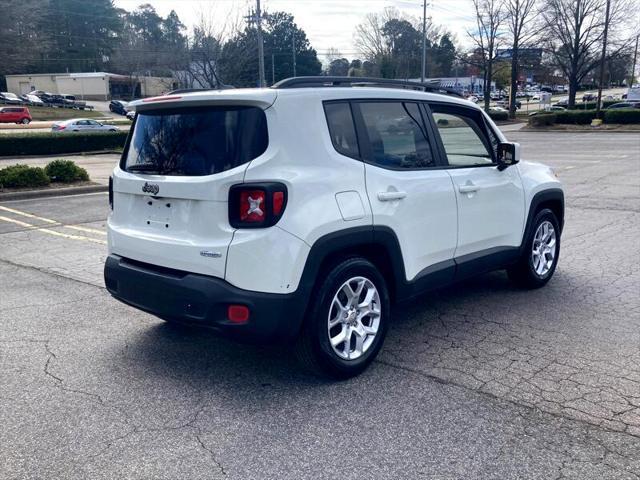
left=427, top=104, right=525, bottom=267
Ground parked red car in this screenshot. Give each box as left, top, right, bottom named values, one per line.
left=0, top=107, right=32, bottom=124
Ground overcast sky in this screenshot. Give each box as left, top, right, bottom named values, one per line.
left=113, top=0, right=477, bottom=60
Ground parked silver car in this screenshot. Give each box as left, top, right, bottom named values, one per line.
left=0, top=92, right=23, bottom=105
left=51, top=118, right=119, bottom=133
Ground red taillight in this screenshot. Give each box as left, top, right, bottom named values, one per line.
left=229, top=183, right=287, bottom=228
left=239, top=190, right=266, bottom=223
left=227, top=305, right=250, bottom=324
left=273, top=191, right=285, bottom=216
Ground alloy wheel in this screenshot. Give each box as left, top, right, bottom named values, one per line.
left=531, top=220, right=557, bottom=277
left=327, top=276, right=381, bottom=360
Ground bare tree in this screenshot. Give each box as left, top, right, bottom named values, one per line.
left=354, top=10, right=389, bottom=61
left=542, top=0, right=631, bottom=108
left=467, top=0, right=506, bottom=111
left=325, top=47, right=342, bottom=64
left=180, top=8, right=243, bottom=88
left=504, top=0, right=539, bottom=118
left=354, top=7, right=447, bottom=78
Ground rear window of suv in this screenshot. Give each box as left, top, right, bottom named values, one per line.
left=122, top=105, right=268, bottom=176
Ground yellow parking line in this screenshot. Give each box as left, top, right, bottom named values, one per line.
left=0, top=205, right=106, bottom=236
left=0, top=215, right=107, bottom=245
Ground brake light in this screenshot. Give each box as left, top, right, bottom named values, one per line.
left=142, top=95, right=182, bottom=103
left=229, top=183, right=287, bottom=228
left=273, top=191, right=285, bottom=216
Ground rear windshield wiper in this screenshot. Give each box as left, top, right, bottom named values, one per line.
left=127, top=164, right=162, bottom=173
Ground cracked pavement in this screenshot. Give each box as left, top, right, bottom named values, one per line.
left=0, top=131, right=639, bottom=479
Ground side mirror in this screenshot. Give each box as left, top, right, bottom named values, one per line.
left=497, top=142, right=520, bottom=170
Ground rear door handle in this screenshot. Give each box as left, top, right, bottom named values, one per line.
left=377, top=191, right=407, bottom=201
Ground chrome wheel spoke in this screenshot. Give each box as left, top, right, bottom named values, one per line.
left=330, top=325, right=347, bottom=348
left=354, top=330, right=365, bottom=355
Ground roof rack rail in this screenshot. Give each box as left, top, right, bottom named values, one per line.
left=271, top=76, right=464, bottom=98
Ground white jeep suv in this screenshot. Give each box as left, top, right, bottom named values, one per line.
left=105, top=77, right=563, bottom=378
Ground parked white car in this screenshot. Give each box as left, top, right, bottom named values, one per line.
left=51, top=118, right=119, bottom=133
left=22, top=94, right=45, bottom=106
left=105, top=77, right=564, bottom=378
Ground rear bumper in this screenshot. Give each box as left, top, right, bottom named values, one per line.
left=104, top=255, right=307, bottom=343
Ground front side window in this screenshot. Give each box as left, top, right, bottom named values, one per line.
left=359, top=101, right=435, bottom=169
left=123, top=105, right=268, bottom=176
left=431, top=110, right=494, bottom=167
left=324, top=102, right=359, bottom=158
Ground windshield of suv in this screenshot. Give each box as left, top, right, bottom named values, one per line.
left=122, top=105, right=268, bottom=176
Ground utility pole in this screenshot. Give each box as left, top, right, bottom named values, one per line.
left=272, top=53, right=275, bottom=85
left=595, top=0, right=610, bottom=118
left=421, top=1, right=427, bottom=82
left=256, top=0, right=266, bottom=87
left=631, top=35, right=639, bottom=87
left=292, top=32, right=297, bottom=77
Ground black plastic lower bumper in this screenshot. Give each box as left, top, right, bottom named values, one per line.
left=104, top=255, right=307, bottom=343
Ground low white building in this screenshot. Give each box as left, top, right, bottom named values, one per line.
left=5, top=72, right=177, bottom=100
left=409, top=77, right=496, bottom=95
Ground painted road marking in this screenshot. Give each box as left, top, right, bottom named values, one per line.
left=0, top=205, right=106, bottom=236
left=0, top=215, right=107, bottom=245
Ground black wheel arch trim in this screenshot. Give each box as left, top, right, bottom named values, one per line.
left=297, top=226, right=453, bottom=303
left=298, top=187, right=564, bottom=304
left=520, top=188, right=564, bottom=255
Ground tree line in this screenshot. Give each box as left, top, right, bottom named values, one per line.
left=0, top=0, right=637, bottom=112
left=466, top=0, right=638, bottom=114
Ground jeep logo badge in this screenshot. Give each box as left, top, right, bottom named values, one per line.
left=142, top=182, right=159, bottom=195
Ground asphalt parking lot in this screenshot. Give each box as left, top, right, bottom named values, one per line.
left=1, top=131, right=639, bottom=479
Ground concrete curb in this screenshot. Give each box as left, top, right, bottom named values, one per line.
left=0, top=184, right=108, bottom=201
left=520, top=127, right=640, bottom=133
left=0, top=151, right=122, bottom=160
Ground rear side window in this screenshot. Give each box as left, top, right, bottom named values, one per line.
left=324, top=102, right=359, bottom=158
left=358, top=101, right=435, bottom=169
left=123, top=106, right=268, bottom=176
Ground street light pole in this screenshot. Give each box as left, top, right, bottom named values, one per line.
left=292, top=32, right=297, bottom=77
left=631, top=35, right=639, bottom=87
left=595, top=0, right=610, bottom=118
left=421, top=1, right=427, bottom=82
left=256, top=0, right=266, bottom=88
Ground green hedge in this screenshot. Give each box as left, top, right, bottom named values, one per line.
left=0, top=164, right=50, bottom=188
left=553, top=110, right=597, bottom=125
left=529, top=108, right=640, bottom=127
left=0, top=159, right=91, bottom=189
left=576, top=100, right=618, bottom=110
left=488, top=110, right=509, bottom=121
left=44, top=159, right=89, bottom=183
left=0, top=131, right=128, bottom=156
left=603, top=109, right=640, bottom=124
left=529, top=114, right=557, bottom=127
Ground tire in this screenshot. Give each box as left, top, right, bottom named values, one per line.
left=508, top=208, right=561, bottom=289
left=295, top=257, right=390, bottom=379
left=21, top=118, right=30, bottom=124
